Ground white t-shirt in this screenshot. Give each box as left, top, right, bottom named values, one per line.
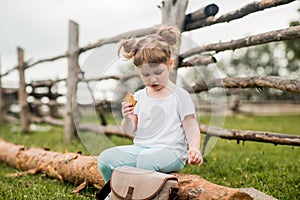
left=133, top=86, right=195, bottom=162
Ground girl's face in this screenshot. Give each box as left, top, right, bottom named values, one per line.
left=138, top=59, right=174, bottom=91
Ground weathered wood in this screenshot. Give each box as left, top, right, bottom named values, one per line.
left=184, top=0, right=296, bottom=31
left=185, top=3, right=219, bottom=25
left=77, top=123, right=300, bottom=147
left=26, top=54, right=67, bottom=68
left=30, top=116, right=64, bottom=127
left=192, top=76, right=300, bottom=93
left=17, top=47, right=30, bottom=133
left=181, top=25, right=300, bottom=59
left=0, top=65, right=18, bottom=78
left=199, top=124, right=300, bottom=146
left=179, top=55, right=217, bottom=68
left=0, top=54, right=4, bottom=122
left=80, top=27, right=157, bottom=53
left=0, top=139, right=253, bottom=199
left=160, top=0, right=188, bottom=83
left=27, top=79, right=55, bottom=87
left=64, top=20, right=80, bottom=143
left=160, top=0, right=188, bottom=31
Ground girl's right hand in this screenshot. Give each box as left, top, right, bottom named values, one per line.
left=121, top=102, right=134, bottom=119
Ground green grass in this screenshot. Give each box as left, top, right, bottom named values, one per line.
left=0, top=114, right=299, bottom=199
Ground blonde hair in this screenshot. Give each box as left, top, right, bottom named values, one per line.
left=118, top=26, right=181, bottom=67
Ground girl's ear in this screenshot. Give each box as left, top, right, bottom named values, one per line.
left=168, top=58, right=174, bottom=69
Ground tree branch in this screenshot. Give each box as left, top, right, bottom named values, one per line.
left=192, top=76, right=300, bottom=93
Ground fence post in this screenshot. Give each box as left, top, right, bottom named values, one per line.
left=17, top=47, right=30, bottom=132
left=64, top=20, right=80, bottom=143
left=160, top=0, right=188, bottom=83
left=0, top=54, right=4, bottom=123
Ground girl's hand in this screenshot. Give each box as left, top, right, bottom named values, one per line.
left=188, top=147, right=203, bottom=166
left=121, top=102, right=134, bottom=120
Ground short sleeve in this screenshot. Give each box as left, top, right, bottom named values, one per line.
left=177, top=88, right=196, bottom=121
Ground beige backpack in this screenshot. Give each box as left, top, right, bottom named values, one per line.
left=109, top=166, right=179, bottom=200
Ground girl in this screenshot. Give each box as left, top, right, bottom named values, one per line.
left=98, top=26, right=203, bottom=182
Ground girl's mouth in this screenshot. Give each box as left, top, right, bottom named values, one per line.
left=151, top=83, right=160, bottom=90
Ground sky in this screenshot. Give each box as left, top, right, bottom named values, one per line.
left=0, top=0, right=299, bottom=87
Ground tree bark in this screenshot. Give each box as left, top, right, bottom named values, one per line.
left=0, top=55, right=4, bottom=123
left=181, top=25, right=300, bottom=59
left=77, top=123, right=300, bottom=147
left=191, top=76, right=300, bottom=93
left=199, top=124, right=300, bottom=146
left=17, top=47, right=30, bottom=133
left=160, top=0, right=189, bottom=83
left=0, top=139, right=253, bottom=199
left=184, top=0, right=295, bottom=31
left=64, top=20, right=80, bottom=143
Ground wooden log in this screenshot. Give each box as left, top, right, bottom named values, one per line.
left=199, top=124, right=300, bottom=146
left=179, top=55, right=217, bottom=68
left=191, top=76, right=300, bottom=93
left=0, top=139, right=253, bottom=199
left=17, top=47, right=30, bottom=133
left=77, top=123, right=300, bottom=147
left=64, top=20, right=80, bottom=143
left=185, top=4, right=218, bottom=22
left=184, top=0, right=295, bottom=31
left=0, top=54, right=5, bottom=122
left=26, top=54, right=67, bottom=69
left=184, top=4, right=218, bottom=29
left=30, top=116, right=64, bottom=127
left=80, top=27, right=156, bottom=53
left=181, top=25, right=300, bottom=59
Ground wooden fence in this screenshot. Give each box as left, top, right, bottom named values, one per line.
left=0, top=0, right=299, bottom=146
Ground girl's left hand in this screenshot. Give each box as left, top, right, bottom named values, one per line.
left=188, top=148, right=203, bottom=166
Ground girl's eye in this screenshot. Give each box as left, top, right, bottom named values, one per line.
left=154, top=70, right=164, bottom=75
left=142, top=73, right=150, bottom=77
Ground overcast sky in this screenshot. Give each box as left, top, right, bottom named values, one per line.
left=0, top=0, right=299, bottom=86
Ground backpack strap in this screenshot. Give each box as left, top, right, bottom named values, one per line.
left=95, top=180, right=111, bottom=200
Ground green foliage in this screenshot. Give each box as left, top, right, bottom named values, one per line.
left=0, top=115, right=299, bottom=199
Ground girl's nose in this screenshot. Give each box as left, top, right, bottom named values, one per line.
left=149, top=76, right=157, bottom=83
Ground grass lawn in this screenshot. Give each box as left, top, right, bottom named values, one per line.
left=0, top=114, right=299, bottom=199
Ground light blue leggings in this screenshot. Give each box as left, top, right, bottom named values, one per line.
left=98, top=145, right=185, bottom=182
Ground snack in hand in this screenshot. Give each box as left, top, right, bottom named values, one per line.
left=123, top=92, right=137, bottom=107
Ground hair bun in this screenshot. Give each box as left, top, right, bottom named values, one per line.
left=118, top=38, right=137, bottom=60
left=156, top=26, right=181, bottom=46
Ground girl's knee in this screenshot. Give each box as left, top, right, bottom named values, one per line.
left=98, top=153, right=113, bottom=182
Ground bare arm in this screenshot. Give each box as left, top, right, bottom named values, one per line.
left=182, top=114, right=203, bottom=166
left=120, top=102, right=137, bottom=134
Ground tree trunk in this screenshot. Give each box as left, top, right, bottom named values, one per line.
left=0, top=139, right=253, bottom=199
